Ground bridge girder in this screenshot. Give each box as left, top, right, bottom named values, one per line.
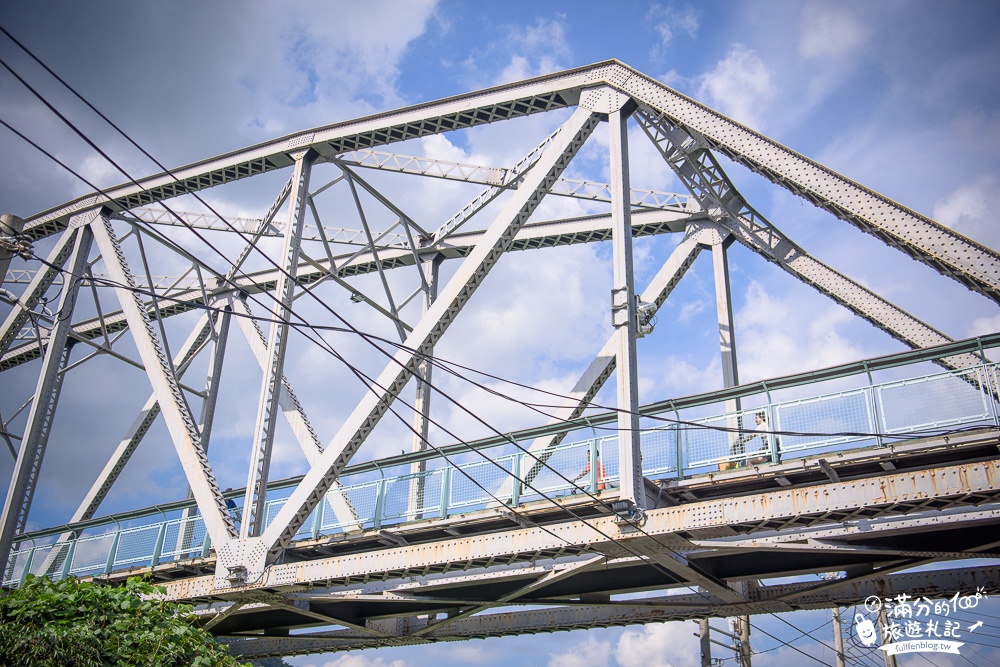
left=1, top=61, right=999, bottom=659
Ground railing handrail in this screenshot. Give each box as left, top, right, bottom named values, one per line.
left=11, top=334, right=1000, bottom=545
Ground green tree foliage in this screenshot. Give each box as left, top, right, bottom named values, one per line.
left=0, top=575, right=250, bottom=667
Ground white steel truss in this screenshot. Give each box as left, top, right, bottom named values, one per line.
left=1, top=61, right=998, bottom=658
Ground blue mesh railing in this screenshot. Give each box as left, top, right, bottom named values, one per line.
left=5, top=359, right=998, bottom=587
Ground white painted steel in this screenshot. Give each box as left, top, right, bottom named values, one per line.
left=250, top=108, right=602, bottom=577
left=89, top=212, right=234, bottom=547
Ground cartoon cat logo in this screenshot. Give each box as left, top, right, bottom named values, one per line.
left=855, top=613, right=878, bottom=647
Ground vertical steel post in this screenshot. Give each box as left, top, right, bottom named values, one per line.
left=408, top=253, right=442, bottom=519
left=608, top=103, right=644, bottom=509
left=864, top=362, right=885, bottom=448
left=713, top=238, right=744, bottom=467
left=0, top=218, right=93, bottom=580
left=16, top=547, right=34, bottom=586
left=311, top=499, right=324, bottom=539
left=242, top=149, right=316, bottom=538
left=151, top=522, right=168, bottom=567
left=0, top=213, right=24, bottom=289
left=58, top=540, right=76, bottom=581
left=589, top=438, right=600, bottom=493
left=373, top=479, right=387, bottom=530
left=103, top=531, right=122, bottom=575
left=713, top=239, right=740, bottom=393
left=510, top=452, right=521, bottom=506
left=439, top=467, right=452, bottom=519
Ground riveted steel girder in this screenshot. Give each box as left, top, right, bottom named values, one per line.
left=219, top=564, right=1000, bottom=658
left=0, top=207, right=699, bottom=372
left=247, top=108, right=602, bottom=573
left=19, top=60, right=995, bottom=303
left=633, top=108, right=983, bottom=371
left=89, top=212, right=235, bottom=546
left=158, top=456, right=1000, bottom=601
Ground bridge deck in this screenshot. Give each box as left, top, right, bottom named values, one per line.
left=5, top=353, right=1000, bottom=656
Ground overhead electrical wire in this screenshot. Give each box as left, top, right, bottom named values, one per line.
left=0, top=26, right=988, bottom=659
left=15, top=248, right=980, bottom=451
left=0, top=32, right=986, bottom=449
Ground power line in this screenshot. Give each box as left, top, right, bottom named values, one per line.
left=749, top=619, right=832, bottom=666
left=2, top=28, right=991, bottom=663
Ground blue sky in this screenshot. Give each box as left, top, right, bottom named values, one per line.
left=1, top=1, right=1000, bottom=666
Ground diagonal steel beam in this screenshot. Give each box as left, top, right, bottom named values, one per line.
left=69, top=310, right=216, bottom=525
left=643, top=549, right=746, bottom=604
left=90, top=211, right=234, bottom=546
left=253, top=107, right=601, bottom=571
left=609, top=63, right=1000, bottom=303
left=509, top=226, right=709, bottom=496
left=407, top=553, right=607, bottom=637
left=242, top=150, right=315, bottom=539
left=0, top=222, right=80, bottom=356
left=634, top=108, right=982, bottom=371
left=0, top=213, right=95, bottom=579
left=231, top=296, right=361, bottom=532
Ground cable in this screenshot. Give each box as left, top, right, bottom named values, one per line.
left=35, top=243, right=1000, bottom=666
left=748, top=619, right=832, bottom=666
left=3, top=28, right=995, bottom=659
left=750, top=617, right=830, bottom=655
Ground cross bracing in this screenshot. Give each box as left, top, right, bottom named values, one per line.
left=1, top=59, right=999, bottom=658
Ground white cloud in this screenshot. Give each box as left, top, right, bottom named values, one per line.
left=933, top=174, right=1000, bottom=247
left=798, top=2, right=871, bottom=60
left=678, top=299, right=707, bottom=323
left=970, top=312, right=1000, bottom=337
left=544, top=635, right=611, bottom=667
left=615, top=621, right=700, bottom=667
left=734, top=280, right=867, bottom=383
left=648, top=4, right=700, bottom=54
left=460, top=17, right=572, bottom=88
left=650, top=353, right=722, bottom=398
left=695, top=44, right=776, bottom=130
left=303, top=655, right=408, bottom=667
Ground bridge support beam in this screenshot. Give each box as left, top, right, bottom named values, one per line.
left=603, top=94, right=644, bottom=510
left=408, top=252, right=442, bottom=519
left=0, top=212, right=95, bottom=579
left=242, top=149, right=316, bottom=539
left=243, top=105, right=601, bottom=581
left=89, top=210, right=234, bottom=547
left=633, top=108, right=981, bottom=372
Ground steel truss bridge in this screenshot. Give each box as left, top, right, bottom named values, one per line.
left=1, top=60, right=999, bottom=660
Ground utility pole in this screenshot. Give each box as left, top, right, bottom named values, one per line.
left=698, top=619, right=744, bottom=666
left=699, top=619, right=712, bottom=667
left=832, top=607, right=847, bottom=667
left=737, top=615, right=752, bottom=667
left=877, top=606, right=899, bottom=667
